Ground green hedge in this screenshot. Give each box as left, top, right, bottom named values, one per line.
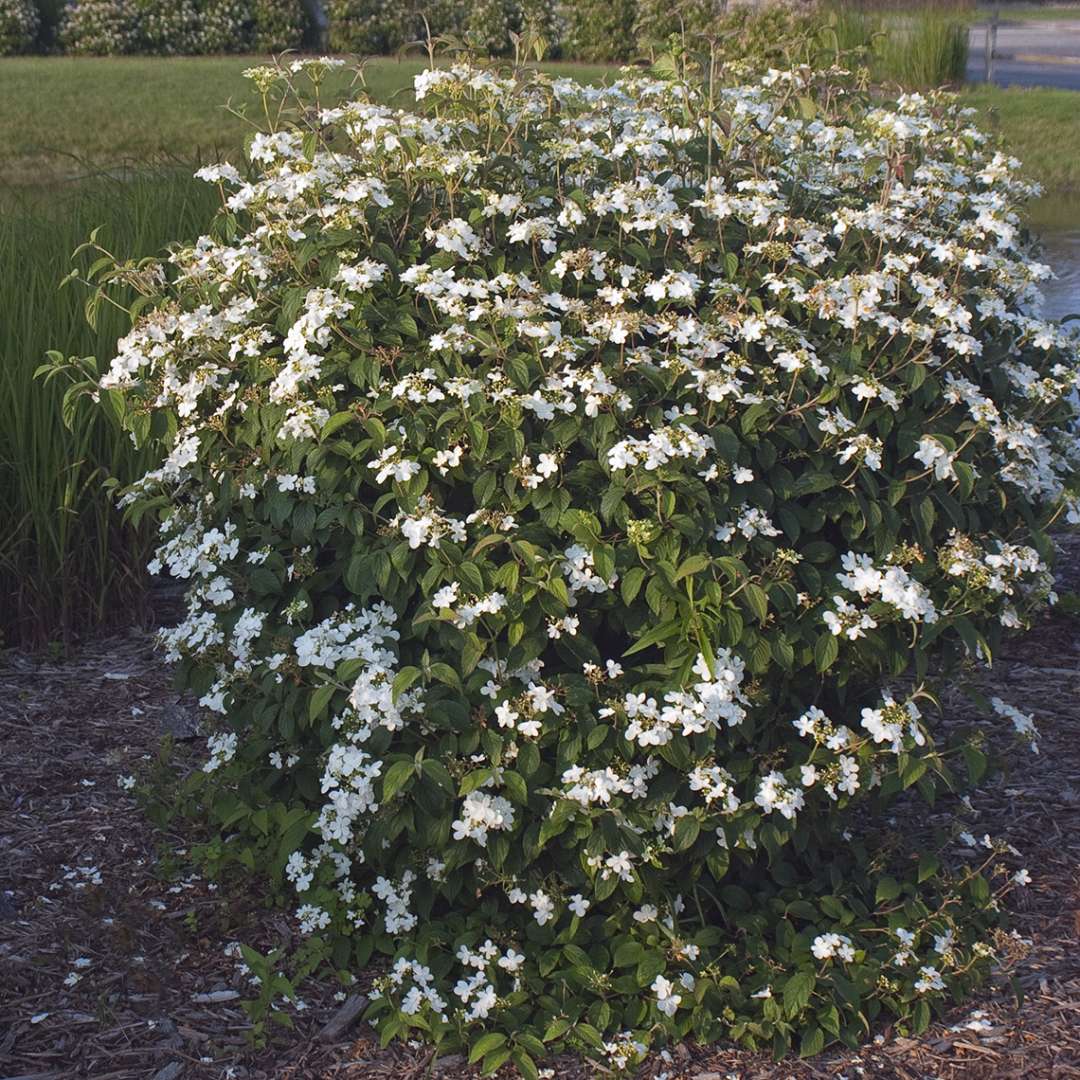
left=56, top=0, right=307, bottom=55
left=0, top=0, right=39, bottom=52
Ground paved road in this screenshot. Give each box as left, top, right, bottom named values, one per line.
left=968, top=19, right=1080, bottom=89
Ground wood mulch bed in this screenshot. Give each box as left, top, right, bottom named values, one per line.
left=2, top=542, right=1078, bottom=1080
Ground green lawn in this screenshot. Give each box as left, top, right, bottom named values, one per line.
left=959, top=84, right=1080, bottom=194
left=2, top=55, right=1076, bottom=197
left=0, top=56, right=613, bottom=190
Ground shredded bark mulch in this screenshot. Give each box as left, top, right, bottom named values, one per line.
left=2, top=543, right=1078, bottom=1080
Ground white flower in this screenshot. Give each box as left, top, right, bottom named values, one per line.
left=651, top=974, right=682, bottom=1017
left=497, top=948, right=526, bottom=973
left=915, top=965, right=945, bottom=993
left=811, top=932, right=854, bottom=962
left=568, top=894, right=591, bottom=917
left=530, top=890, right=555, bottom=926
left=914, top=436, right=957, bottom=481
left=432, top=582, right=460, bottom=609
left=452, top=792, right=516, bottom=846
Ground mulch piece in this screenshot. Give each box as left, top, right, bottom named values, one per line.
left=2, top=541, right=1079, bottom=1080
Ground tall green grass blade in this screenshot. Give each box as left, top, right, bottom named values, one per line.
left=0, top=167, right=218, bottom=647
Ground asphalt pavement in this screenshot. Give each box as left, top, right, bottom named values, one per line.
left=968, top=18, right=1080, bottom=89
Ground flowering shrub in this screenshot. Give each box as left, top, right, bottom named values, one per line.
left=464, top=0, right=520, bottom=57
left=325, top=0, right=548, bottom=58
left=134, top=0, right=201, bottom=54
left=458, top=0, right=559, bottom=58
left=193, top=0, right=252, bottom=53
left=634, top=0, right=818, bottom=62
left=0, top=0, right=39, bottom=53
left=249, top=0, right=306, bottom=51
left=560, top=0, right=636, bottom=61
left=325, top=0, right=407, bottom=55
left=59, top=0, right=138, bottom=54
left=58, top=0, right=254, bottom=54
left=66, top=56, right=1079, bottom=1071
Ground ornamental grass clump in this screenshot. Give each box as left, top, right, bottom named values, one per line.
left=62, top=55, right=1080, bottom=1071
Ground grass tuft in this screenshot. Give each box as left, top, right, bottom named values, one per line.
left=824, top=3, right=971, bottom=88
left=0, top=168, right=219, bottom=647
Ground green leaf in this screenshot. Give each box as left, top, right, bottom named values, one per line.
left=502, top=769, right=528, bottom=805
left=792, top=472, right=836, bottom=496
left=600, top=484, right=625, bottom=523
left=783, top=970, right=816, bottom=1017
left=457, top=561, right=485, bottom=593
left=875, top=876, right=901, bottom=904
left=511, top=1049, right=539, bottom=1080
left=308, top=682, right=336, bottom=723
left=916, top=495, right=936, bottom=538
left=461, top=635, right=485, bottom=676
left=363, top=416, right=386, bottom=448
left=621, top=567, right=647, bottom=605
left=969, top=873, right=991, bottom=907
left=673, top=815, right=700, bottom=851
left=468, top=1032, right=507, bottom=1064
left=814, top=633, right=839, bottom=672
left=421, top=758, right=454, bottom=793
left=674, top=554, right=710, bottom=581
left=382, top=760, right=415, bottom=800
left=743, top=582, right=769, bottom=623
left=543, top=1017, right=573, bottom=1042
left=623, top=617, right=681, bottom=657
left=428, top=662, right=462, bottom=690
left=459, top=768, right=493, bottom=796
left=635, top=951, right=666, bottom=987
left=391, top=666, right=421, bottom=702
left=320, top=411, right=355, bottom=439
left=912, top=998, right=931, bottom=1034
left=962, top=745, right=987, bottom=784
left=799, top=1024, right=824, bottom=1057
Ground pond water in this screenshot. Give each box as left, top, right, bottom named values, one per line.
left=1030, top=196, right=1080, bottom=325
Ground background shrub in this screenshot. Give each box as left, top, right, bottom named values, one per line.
left=326, top=0, right=405, bottom=55
left=422, top=0, right=468, bottom=42
left=58, top=0, right=138, bottom=55
left=134, top=0, right=202, bottom=54
left=560, top=0, right=636, bottom=61
left=632, top=0, right=716, bottom=54
left=325, top=0, right=537, bottom=58
left=59, top=0, right=310, bottom=56
left=0, top=0, right=39, bottom=53
left=250, top=0, right=307, bottom=51
left=634, top=1, right=825, bottom=67
left=194, top=0, right=254, bottom=53
left=465, top=0, right=560, bottom=57
left=464, top=0, right=521, bottom=56
left=63, top=56, right=1076, bottom=1072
